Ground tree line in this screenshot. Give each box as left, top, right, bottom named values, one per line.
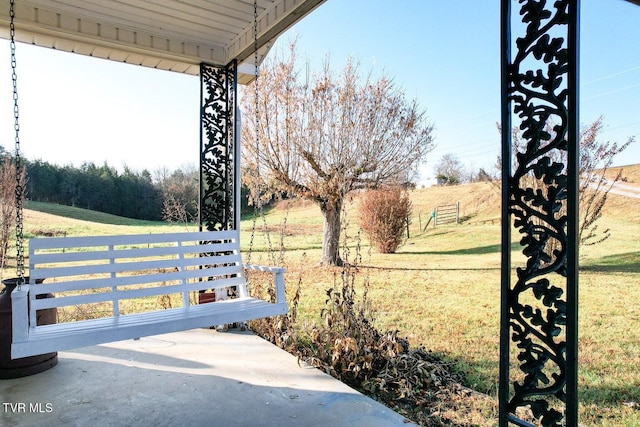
left=0, top=146, right=199, bottom=222
left=26, top=159, right=163, bottom=220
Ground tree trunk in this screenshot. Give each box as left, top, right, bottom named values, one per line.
left=319, top=198, right=343, bottom=266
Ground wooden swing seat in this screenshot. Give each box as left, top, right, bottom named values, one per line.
left=11, top=230, right=287, bottom=359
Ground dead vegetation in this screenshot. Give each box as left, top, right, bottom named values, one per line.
left=248, top=230, right=497, bottom=426
left=359, top=187, right=412, bottom=253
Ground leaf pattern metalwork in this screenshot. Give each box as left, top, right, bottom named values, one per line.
left=200, top=62, right=237, bottom=231
left=503, top=0, right=576, bottom=425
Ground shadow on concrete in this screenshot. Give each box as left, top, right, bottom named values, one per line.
left=1, top=329, right=413, bottom=427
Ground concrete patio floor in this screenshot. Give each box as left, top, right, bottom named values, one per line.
left=1, top=328, right=414, bottom=427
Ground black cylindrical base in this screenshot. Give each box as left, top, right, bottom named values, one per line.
left=0, top=278, right=58, bottom=379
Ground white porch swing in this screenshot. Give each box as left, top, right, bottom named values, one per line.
left=6, top=0, right=290, bottom=359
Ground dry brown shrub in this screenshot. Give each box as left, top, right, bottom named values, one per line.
left=359, top=186, right=411, bottom=253
left=248, top=231, right=468, bottom=426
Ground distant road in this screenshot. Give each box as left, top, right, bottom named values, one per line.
left=586, top=179, right=640, bottom=199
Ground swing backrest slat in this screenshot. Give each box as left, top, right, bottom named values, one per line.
left=10, top=230, right=287, bottom=359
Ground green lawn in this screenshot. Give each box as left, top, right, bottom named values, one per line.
left=244, top=183, right=640, bottom=426
left=4, top=180, right=639, bottom=426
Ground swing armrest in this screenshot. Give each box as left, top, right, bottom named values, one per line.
left=244, top=264, right=287, bottom=305
left=11, top=284, right=30, bottom=343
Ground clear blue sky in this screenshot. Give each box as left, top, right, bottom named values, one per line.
left=1, top=0, right=638, bottom=183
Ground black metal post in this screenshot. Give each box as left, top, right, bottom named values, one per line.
left=498, top=0, right=512, bottom=425
left=499, top=1, right=580, bottom=425
left=565, top=2, right=581, bottom=424
left=199, top=61, right=238, bottom=231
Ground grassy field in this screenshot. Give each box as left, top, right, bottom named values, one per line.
left=3, top=169, right=639, bottom=426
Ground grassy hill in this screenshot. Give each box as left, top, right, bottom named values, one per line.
left=608, top=162, right=640, bottom=184
left=4, top=165, right=640, bottom=426
left=21, top=163, right=640, bottom=239
left=26, top=201, right=160, bottom=226
left=23, top=201, right=185, bottom=238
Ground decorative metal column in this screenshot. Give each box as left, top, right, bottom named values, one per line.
left=199, top=60, right=239, bottom=231
left=499, top=1, right=579, bottom=426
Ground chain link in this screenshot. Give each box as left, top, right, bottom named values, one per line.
left=247, top=1, right=259, bottom=264
left=253, top=0, right=260, bottom=198
left=9, top=0, right=26, bottom=286
left=246, top=1, right=276, bottom=267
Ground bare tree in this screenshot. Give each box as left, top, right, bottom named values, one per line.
left=158, top=164, right=199, bottom=227
left=0, top=155, right=25, bottom=274
left=152, top=166, right=171, bottom=186
left=576, top=117, right=633, bottom=245
left=434, top=153, right=465, bottom=185
left=241, top=44, right=434, bottom=265
left=497, top=116, right=633, bottom=246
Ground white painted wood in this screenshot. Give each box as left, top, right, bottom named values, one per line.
left=12, top=298, right=284, bottom=357
left=10, top=285, right=29, bottom=343
left=0, top=0, right=327, bottom=80
left=245, top=264, right=286, bottom=304
left=11, top=231, right=287, bottom=359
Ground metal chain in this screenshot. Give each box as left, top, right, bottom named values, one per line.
left=9, top=0, right=26, bottom=287
left=246, top=0, right=260, bottom=265
left=253, top=0, right=259, bottom=107
left=247, top=0, right=276, bottom=266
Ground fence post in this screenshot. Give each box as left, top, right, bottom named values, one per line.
left=406, top=215, right=410, bottom=239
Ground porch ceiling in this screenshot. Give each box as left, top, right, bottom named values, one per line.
left=0, top=0, right=326, bottom=83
